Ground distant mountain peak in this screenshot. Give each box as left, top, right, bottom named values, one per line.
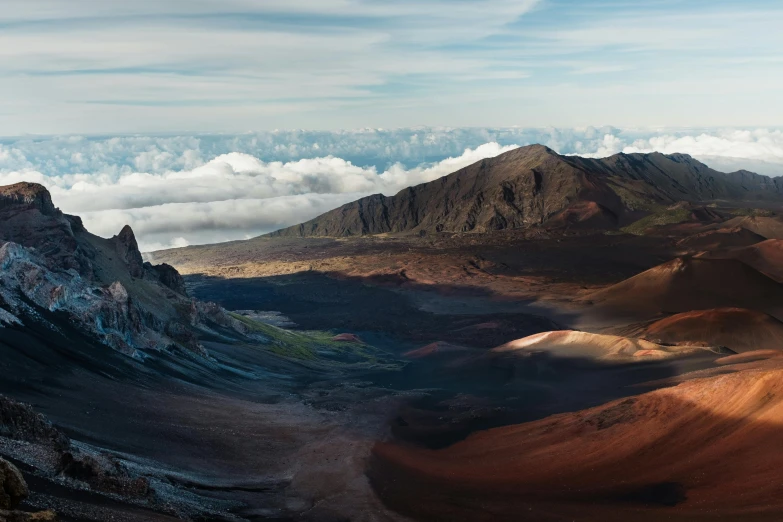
left=269, top=145, right=783, bottom=238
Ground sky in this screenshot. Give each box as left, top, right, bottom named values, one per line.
left=0, top=0, right=781, bottom=133
left=0, top=1, right=781, bottom=250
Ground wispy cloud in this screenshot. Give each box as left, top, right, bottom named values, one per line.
left=0, top=0, right=779, bottom=133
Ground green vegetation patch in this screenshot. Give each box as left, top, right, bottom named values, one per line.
left=730, top=207, right=775, bottom=217
left=607, top=180, right=661, bottom=212
left=621, top=208, right=692, bottom=235
left=228, top=312, right=375, bottom=363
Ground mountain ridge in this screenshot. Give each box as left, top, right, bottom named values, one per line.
left=268, top=145, right=783, bottom=238
left=0, top=182, right=252, bottom=359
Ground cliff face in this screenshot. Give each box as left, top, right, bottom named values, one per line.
left=0, top=182, right=95, bottom=275
left=269, top=145, right=783, bottom=238
left=0, top=183, right=239, bottom=359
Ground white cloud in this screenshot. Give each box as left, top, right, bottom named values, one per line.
left=576, top=129, right=783, bottom=176
left=623, top=130, right=783, bottom=164
left=0, top=128, right=781, bottom=251
left=0, top=139, right=517, bottom=250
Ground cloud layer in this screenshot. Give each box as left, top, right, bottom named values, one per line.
left=0, top=128, right=781, bottom=251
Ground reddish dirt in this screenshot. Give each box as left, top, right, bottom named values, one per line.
left=702, top=239, right=783, bottom=282
left=675, top=226, right=766, bottom=251
left=718, top=216, right=783, bottom=239
left=404, top=342, right=472, bottom=359
left=493, top=330, right=714, bottom=360
left=331, top=333, right=363, bottom=343
left=633, top=308, right=783, bottom=353
left=584, top=257, right=783, bottom=322
left=371, top=365, right=783, bottom=521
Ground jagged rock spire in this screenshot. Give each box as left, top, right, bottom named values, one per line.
left=112, top=225, right=145, bottom=278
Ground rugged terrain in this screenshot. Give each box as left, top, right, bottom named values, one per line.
left=268, top=145, right=783, bottom=237
left=5, top=144, right=783, bottom=521
left=147, top=147, right=783, bottom=521
left=0, top=183, right=410, bottom=521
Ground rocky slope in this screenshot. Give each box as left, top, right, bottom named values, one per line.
left=269, top=145, right=783, bottom=237
left=0, top=182, right=248, bottom=359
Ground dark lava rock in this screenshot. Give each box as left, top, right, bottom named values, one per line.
left=146, top=262, right=188, bottom=295
left=268, top=145, right=783, bottom=237
left=59, top=453, right=150, bottom=498
left=111, top=225, right=145, bottom=278
left=0, top=183, right=56, bottom=215
left=0, top=183, right=94, bottom=275
left=0, top=396, right=70, bottom=451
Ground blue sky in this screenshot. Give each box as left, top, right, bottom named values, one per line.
left=1, top=2, right=781, bottom=250
left=1, top=0, right=781, bottom=134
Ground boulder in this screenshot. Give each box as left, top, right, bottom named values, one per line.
left=0, top=458, right=27, bottom=510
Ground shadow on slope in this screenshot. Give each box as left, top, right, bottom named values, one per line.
left=186, top=272, right=567, bottom=349
left=370, top=364, right=783, bottom=521
left=583, top=257, right=783, bottom=324
left=372, top=329, right=726, bottom=450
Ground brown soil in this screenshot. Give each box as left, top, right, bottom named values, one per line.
left=371, top=365, right=783, bottom=521
left=585, top=257, right=783, bottom=322
left=702, top=239, right=783, bottom=282
left=623, top=308, right=783, bottom=353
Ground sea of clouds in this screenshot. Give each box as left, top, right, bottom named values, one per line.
left=1, top=127, right=781, bottom=251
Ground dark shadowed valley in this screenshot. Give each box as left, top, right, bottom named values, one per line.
left=4, top=145, right=783, bottom=521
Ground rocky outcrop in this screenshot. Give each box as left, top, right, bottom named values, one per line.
left=110, top=226, right=145, bottom=278
left=0, top=242, right=145, bottom=357
left=0, top=454, right=58, bottom=520
left=145, top=262, right=188, bottom=296
left=269, top=145, right=783, bottom=237
left=0, top=182, right=277, bottom=360
left=59, top=452, right=150, bottom=499
left=0, top=509, right=58, bottom=521
left=0, top=395, right=148, bottom=512
left=0, top=183, right=94, bottom=275
left=0, top=458, right=27, bottom=510
left=0, top=396, right=69, bottom=451
left=0, top=458, right=56, bottom=520
left=0, top=183, right=56, bottom=215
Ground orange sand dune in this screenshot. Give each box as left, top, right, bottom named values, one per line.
left=718, top=215, right=783, bottom=239
left=372, top=365, right=783, bottom=521
left=715, top=349, right=783, bottom=365
left=676, top=226, right=765, bottom=251
left=633, top=308, right=783, bottom=353
left=494, top=330, right=721, bottom=360
left=585, top=257, right=783, bottom=321
left=701, top=239, right=783, bottom=282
